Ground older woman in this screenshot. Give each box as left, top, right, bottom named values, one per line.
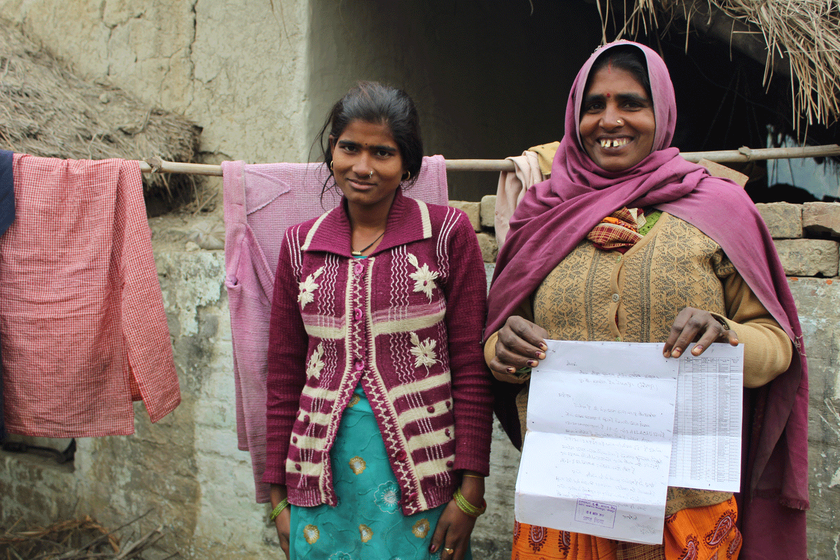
left=485, top=41, right=808, bottom=559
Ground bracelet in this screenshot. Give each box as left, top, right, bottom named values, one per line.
left=462, top=473, right=485, bottom=480
left=453, top=487, right=487, bottom=518
left=270, top=498, right=289, bottom=521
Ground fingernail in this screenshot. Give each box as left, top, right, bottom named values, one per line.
left=671, top=348, right=681, bottom=358
left=430, top=544, right=437, bottom=553
left=539, top=343, right=548, bottom=351
left=692, top=345, right=703, bottom=355
left=527, top=360, right=538, bottom=367
left=536, top=351, right=546, bottom=360
left=506, top=367, right=515, bottom=374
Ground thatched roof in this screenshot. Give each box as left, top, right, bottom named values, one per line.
left=0, top=20, right=201, bottom=199
left=602, top=0, right=840, bottom=134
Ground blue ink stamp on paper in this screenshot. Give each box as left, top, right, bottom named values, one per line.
left=575, top=500, right=617, bottom=528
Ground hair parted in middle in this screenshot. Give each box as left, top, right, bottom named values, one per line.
left=317, top=81, right=423, bottom=197
left=583, top=45, right=652, bottom=112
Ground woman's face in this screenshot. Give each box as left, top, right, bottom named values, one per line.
left=329, top=119, right=406, bottom=214
left=579, top=66, right=656, bottom=172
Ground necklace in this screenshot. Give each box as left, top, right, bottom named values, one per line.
left=351, top=230, right=385, bottom=256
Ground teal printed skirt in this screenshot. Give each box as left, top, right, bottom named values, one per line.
left=289, top=383, right=471, bottom=560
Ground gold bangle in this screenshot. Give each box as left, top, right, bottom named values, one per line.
left=270, top=498, right=289, bottom=521
left=453, top=487, right=487, bottom=518
left=462, top=473, right=485, bottom=480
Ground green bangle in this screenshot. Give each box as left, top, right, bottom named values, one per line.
left=453, top=487, right=487, bottom=518
left=270, top=498, right=289, bottom=521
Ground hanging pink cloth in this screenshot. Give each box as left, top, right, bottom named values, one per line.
left=223, top=157, right=448, bottom=503
left=0, top=155, right=180, bottom=437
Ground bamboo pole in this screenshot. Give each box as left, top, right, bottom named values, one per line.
left=139, top=144, right=840, bottom=175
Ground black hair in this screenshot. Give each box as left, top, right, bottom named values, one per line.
left=585, top=45, right=652, bottom=101
left=317, top=81, right=423, bottom=197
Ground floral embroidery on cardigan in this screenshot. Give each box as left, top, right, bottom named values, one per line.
left=407, top=253, right=439, bottom=302
left=306, top=343, right=325, bottom=379
left=298, top=266, right=324, bottom=308
left=409, top=332, right=438, bottom=373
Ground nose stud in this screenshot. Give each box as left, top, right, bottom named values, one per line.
left=616, top=118, right=624, bottom=126
left=368, top=170, right=373, bottom=178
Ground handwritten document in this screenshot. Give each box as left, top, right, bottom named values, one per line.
left=514, top=340, right=744, bottom=545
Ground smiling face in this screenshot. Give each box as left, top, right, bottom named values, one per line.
left=579, top=66, right=656, bottom=172
left=329, top=119, right=406, bottom=217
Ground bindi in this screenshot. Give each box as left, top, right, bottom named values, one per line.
left=605, top=93, right=611, bottom=98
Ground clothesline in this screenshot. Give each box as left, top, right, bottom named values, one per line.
left=138, top=144, right=840, bottom=176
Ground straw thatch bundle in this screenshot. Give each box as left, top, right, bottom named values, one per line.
left=0, top=514, right=171, bottom=559
left=601, top=0, right=840, bottom=133
left=0, top=20, right=201, bottom=199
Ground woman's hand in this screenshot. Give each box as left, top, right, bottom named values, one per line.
left=488, top=316, right=549, bottom=383
left=274, top=508, right=291, bottom=559
left=429, top=475, right=484, bottom=559
left=663, top=307, right=739, bottom=358
left=269, top=484, right=291, bottom=559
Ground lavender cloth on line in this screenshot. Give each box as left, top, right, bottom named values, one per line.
left=222, top=157, right=449, bottom=503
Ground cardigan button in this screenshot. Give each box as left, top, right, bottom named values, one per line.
left=426, top=405, right=435, bottom=413
left=445, top=401, right=451, bottom=408
left=292, top=436, right=298, bottom=444
left=354, top=360, right=364, bottom=371
left=612, top=293, right=620, bottom=302
left=446, top=460, right=454, bottom=468
left=395, top=450, right=407, bottom=462
left=354, top=262, right=364, bottom=275
left=354, top=308, right=363, bottom=321
left=406, top=492, right=418, bottom=503
left=295, top=464, right=302, bottom=471
left=303, top=415, right=310, bottom=423
left=445, top=429, right=451, bottom=437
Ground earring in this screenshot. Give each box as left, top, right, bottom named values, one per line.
left=402, top=171, right=411, bottom=182
left=329, top=161, right=334, bottom=171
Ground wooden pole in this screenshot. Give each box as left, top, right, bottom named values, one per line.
left=139, top=144, right=840, bottom=175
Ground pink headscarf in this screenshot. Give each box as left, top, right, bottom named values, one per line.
left=486, top=41, right=808, bottom=558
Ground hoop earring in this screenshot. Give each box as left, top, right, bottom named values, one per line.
left=402, top=171, right=411, bottom=182
left=329, top=161, right=334, bottom=171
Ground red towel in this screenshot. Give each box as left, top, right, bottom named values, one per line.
left=0, top=155, right=180, bottom=437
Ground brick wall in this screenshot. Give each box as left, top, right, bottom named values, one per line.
left=452, top=198, right=840, bottom=277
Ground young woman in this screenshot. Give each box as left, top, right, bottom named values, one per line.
left=485, top=42, right=808, bottom=559
left=263, top=81, right=493, bottom=560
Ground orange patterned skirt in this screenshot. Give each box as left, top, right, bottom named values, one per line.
left=511, top=497, right=742, bottom=560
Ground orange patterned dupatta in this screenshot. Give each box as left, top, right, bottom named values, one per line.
left=511, top=497, right=742, bottom=560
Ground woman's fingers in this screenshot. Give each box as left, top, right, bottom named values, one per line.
left=492, top=316, right=549, bottom=376
left=663, top=308, right=738, bottom=358
left=505, top=316, right=550, bottom=348
left=275, top=508, right=291, bottom=559
left=430, top=502, right=477, bottom=560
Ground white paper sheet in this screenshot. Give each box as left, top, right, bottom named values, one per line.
left=668, top=343, right=744, bottom=491
left=515, top=341, right=678, bottom=545
left=514, top=340, right=744, bottom=545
